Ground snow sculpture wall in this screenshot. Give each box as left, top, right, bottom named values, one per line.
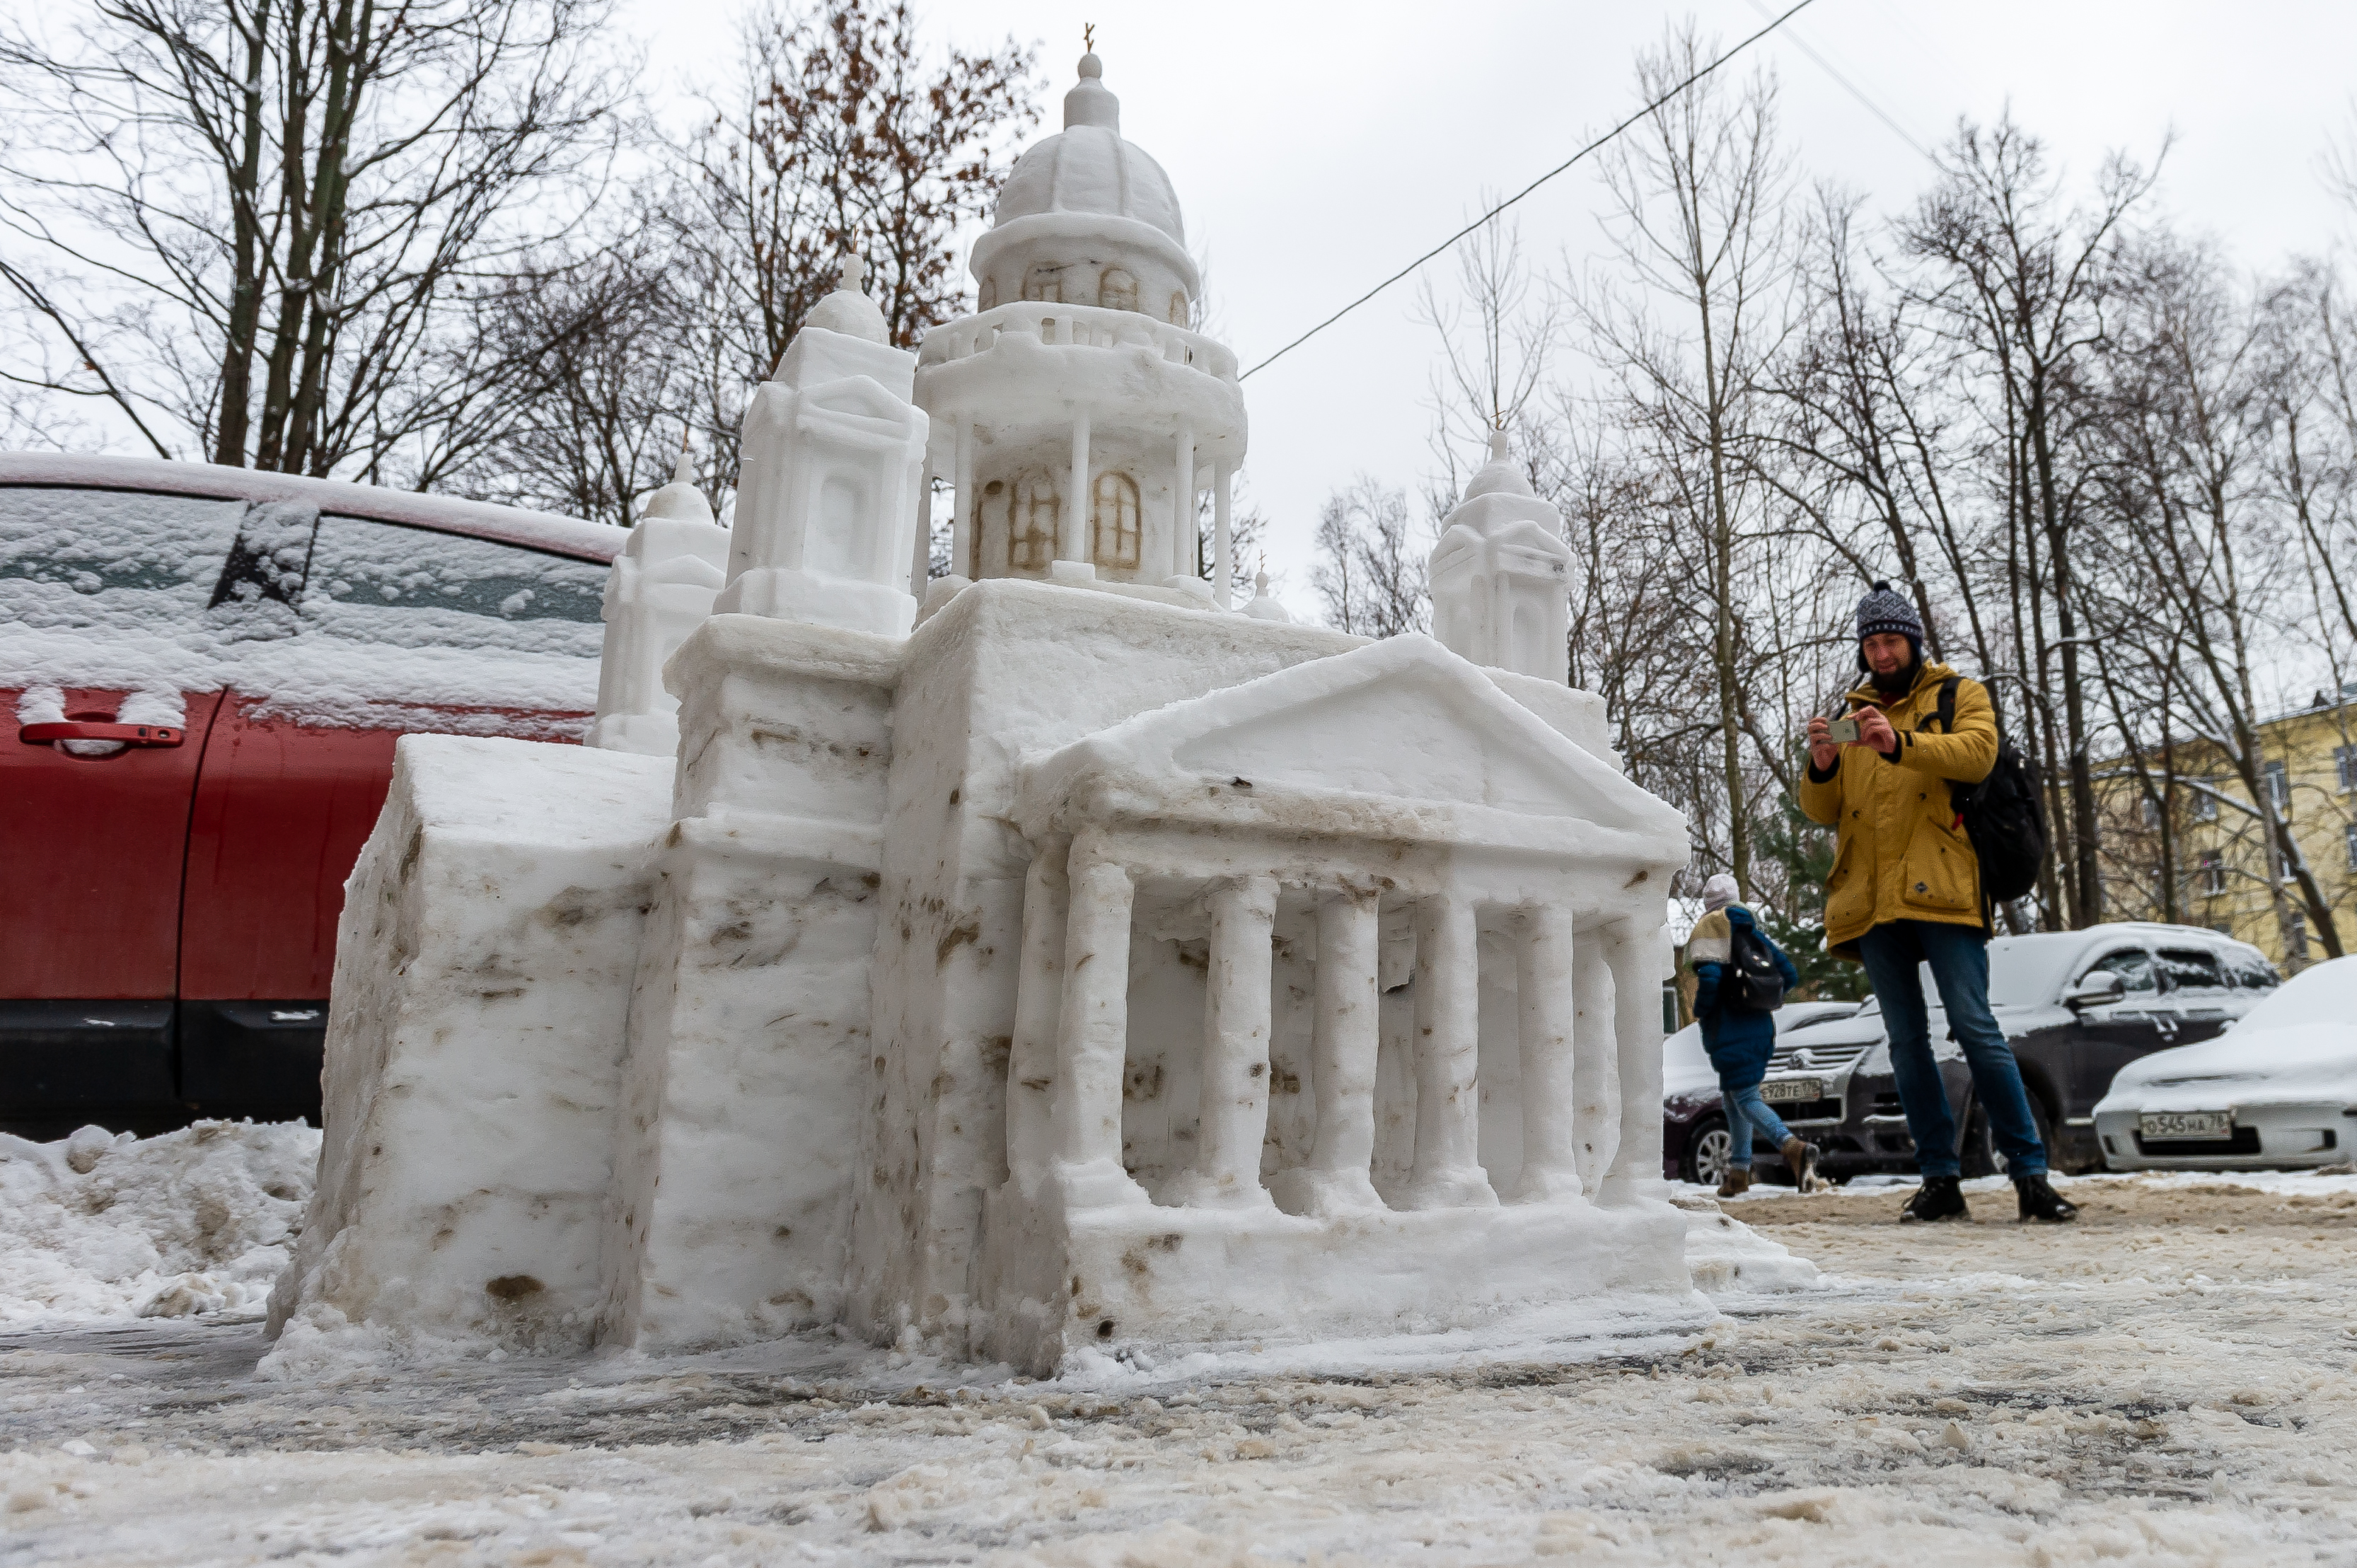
left=587, top=451, right=729, bottom=757
left=717, top=257, right=929, bottom=638
left=274, top=51, right=1716, bottom=1376
left=1430, top=431, right=1574, bottom=683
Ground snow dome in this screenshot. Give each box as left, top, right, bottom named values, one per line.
left=971, top=53, right=1198, bottom=323
left=271, top=48, right=1743, bottom=1378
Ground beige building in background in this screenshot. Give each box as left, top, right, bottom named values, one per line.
left=2096, top=689, right=2357, bottom=970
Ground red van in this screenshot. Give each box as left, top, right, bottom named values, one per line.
left=1, top=454, right=622, bottom=1137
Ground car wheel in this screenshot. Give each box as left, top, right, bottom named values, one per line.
left=1682, top=1115, right=1733, bottom=1187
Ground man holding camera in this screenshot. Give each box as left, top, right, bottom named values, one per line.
left=1800, top=583, right=2077, bottom=1224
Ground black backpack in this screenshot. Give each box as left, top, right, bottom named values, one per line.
left=1722, top=923, right=1786, bottom=1013
left=1927, top=675, right=2049, bottom=906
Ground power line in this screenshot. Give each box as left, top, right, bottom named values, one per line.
left=1237, top=0, right=1821, bottom=383
left=1744, top=0, right=1929, bottom=160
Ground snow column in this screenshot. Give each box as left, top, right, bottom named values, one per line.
left=1302, top=888, right=1384, bottom=1212
left=1402, top=894, right=1498, bottom=1208
left=1063, top=412, right=1091, bottom=564
left=1571, top=935, right=1621, bottom=1190
left=1597, top=920, right=1664, bottom=1204
left=1512, top=904, right=1583, bottom=1200
left=1171, top=874, right=1278, bottom=1208
left=1004, top=840, right=1070, bottom=1195
left=1050, top=837, right=1141, bottom=1205
left=1212, top=463, right=1234, bottom=609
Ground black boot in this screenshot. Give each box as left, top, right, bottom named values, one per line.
left=2015, top=1174, right=2079, bottom=1224
left=1900, top=1173, right=1969, bottom=1223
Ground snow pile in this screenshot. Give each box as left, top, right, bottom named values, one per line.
left=0, top=1120, right=318, bottom=1325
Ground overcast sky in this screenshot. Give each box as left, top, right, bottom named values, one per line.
left=629, top=0, right=2357, bottom=601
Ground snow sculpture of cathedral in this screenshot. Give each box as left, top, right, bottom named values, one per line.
left=270, top=52, right=1708, bottom=1375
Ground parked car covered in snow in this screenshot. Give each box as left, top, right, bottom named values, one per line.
left=1746, top=924, right=2279, bottom=1178
left=2093, top=956, right=2357, bottom=1169
left=1, top=453, right=622, bottom=1137
left=1661, top=997, right=1863, bottom=1186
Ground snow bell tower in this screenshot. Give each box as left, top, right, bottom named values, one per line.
left=1429, top=431, right=1573, bottom=683
left=915, top=51, right=1249, bottom=602
left=719, top=256, right=930, bottom=637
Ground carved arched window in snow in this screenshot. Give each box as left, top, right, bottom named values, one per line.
left=808, top=474, right=864, bottom=577
left=1091, top=471, right=1141, bottom=571
left=1168, top=291, right=1188, bottom=325
left=1099, top=267, right=1139, bottom=313
left=1009, top=474, right=1058, bottom=572
left=1023, top=265, right=1064, bottom=304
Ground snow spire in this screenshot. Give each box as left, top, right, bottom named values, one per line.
left=1064, top=48, right=1118, bottom=131
left=642, top=437, right=714, bottom=525
left=1489, top=427, right=1510, bottom=463
left=799, top=244, right=890, bottom=346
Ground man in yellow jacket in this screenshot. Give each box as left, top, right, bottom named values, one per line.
left=1801, top=583, right=2075, bottom=1225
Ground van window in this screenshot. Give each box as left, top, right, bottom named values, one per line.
left=0, top=486, right=241, bottom=639
left=2088, top=948, right=2156, bottom=994
left=2225, top=952, right=2280, bottom=991
left=303, top=514, right=606, bottom=651
left=2155, top=948, right=2225, bottom=993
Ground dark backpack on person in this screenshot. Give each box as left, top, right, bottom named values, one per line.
left=1929, top=675, right=2049, bottom=905
left=1721, top=923, right=1786, bottom=1013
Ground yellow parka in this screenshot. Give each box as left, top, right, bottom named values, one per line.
left=1797, top=661, right=1999, bottom=960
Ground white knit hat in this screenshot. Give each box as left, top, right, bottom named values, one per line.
left=1702, top=873, right=1739, bottom=912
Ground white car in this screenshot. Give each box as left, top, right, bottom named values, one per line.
left=2094, top=956, right=2357, bottom=1170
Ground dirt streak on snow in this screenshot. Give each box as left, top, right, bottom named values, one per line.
left=8, top=1144, right=2357, bottom=1564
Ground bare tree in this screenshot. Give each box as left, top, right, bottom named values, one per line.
left=0, top=0, right=628, bottom=480
left=1579, top=19, right=1794, bottom=895
left=1311, top=477, right=1428, bottom=637
left=1900, top=115, right=2157, bottom=926
left=664, top=0, right=1034, bottom=483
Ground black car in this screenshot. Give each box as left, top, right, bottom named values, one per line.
left=1667, top=923, right=2281, bottom=1185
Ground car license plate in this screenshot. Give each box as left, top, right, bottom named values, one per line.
left=2140, top=1110, right=2233, bottom=1140
left=1761, top=1079, right=1822, bottom=1104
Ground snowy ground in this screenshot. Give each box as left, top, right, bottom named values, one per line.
left=8, top=1127, right=2357, bottom=1564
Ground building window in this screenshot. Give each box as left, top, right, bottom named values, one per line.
left=2338, top=745, right=2357, bottom=794
left=1168, top=290, right=1188, bottom=325
left=2265, top=760, right=2291, bottom=814
left=2346, top=822, right=2357, bottom=873
left=1089, top=471, right=1141, bottom=570
left=2290, top=911, right=2311, bottom=958
left=2140, top=795, right=2160, bottom=827
left=1099, top=267, right=1138, bottom=313
left=2199, top=851, right=2225, bottom=898
left=1009, top=475, right=1058, bottom=571
left=2193, top=784, right=2218, bottom=822
left=1022, top=265, right=1063, bottom=304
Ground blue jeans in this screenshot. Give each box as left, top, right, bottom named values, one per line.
left=1722, top=1080, right=1795, bottom=1168
left=1857, top=919, right=2047, bottom=1178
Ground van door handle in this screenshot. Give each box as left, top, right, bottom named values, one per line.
left=19, top=721, right=185, bottom=747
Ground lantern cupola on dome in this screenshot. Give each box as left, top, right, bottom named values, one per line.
left=970, top=52, right=1197, bottom=323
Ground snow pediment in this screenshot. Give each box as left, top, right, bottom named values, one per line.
left=1430, top=516, right=1570, bottom=578
left=1018, top=635, right=1686, bottom=857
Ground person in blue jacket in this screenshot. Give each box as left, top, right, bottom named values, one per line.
left=1686, top=873, right=1819, bottom=1197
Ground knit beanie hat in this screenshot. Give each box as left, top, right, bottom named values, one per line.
left=1855, top=581, right=1923, bottom=664
left=1702, top=873, right=1739, bottom=912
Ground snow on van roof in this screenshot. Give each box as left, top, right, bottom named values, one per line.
left=0, top=453, right=625, bottom=564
